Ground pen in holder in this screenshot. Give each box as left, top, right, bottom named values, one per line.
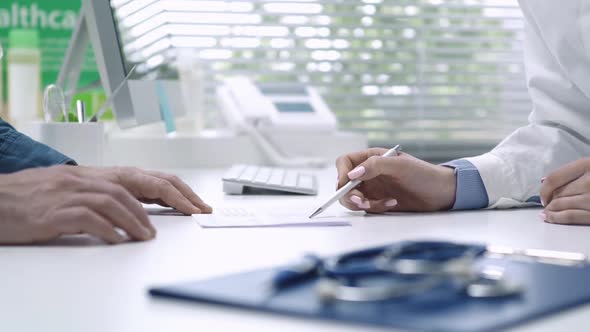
left=76, top=100, right=86, bottom=123
left=23, top=121, right=105, bottom=166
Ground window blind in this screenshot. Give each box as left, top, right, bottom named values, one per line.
left=111, top=0, right=530, bottom=161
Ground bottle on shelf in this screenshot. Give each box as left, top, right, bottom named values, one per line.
left=7, top=29, right=41, bottom=129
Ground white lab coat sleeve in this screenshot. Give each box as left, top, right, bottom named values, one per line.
left=464, top=4, right=590, bottom=209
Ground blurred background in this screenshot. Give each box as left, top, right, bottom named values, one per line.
left=0, top=0, right=529, bottom=162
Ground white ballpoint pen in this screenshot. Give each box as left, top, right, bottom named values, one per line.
left=308, top=144, right=401, bottom=219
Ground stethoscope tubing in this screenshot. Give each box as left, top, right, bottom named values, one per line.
left=315, top=241, right=522, bottom=302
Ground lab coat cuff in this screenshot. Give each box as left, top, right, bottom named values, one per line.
left=463, top=153, right=516, bottom=208
left=441, top=159, right=489, bottom=210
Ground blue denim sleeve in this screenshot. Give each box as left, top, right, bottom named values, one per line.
left=0, top=118, right=76, bottom=174
left=441, top=159, right=489, bottom=210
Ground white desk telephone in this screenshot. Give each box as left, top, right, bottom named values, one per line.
left=217, top=77, right=338, bottom=167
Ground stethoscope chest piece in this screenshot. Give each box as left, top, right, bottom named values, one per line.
left=315, top=241, right=523, bottom=302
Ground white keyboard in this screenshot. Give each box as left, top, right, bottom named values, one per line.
left=222, top=164, right=318, bottom=195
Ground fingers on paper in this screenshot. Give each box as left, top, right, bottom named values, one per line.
left=339, top=189, right=398, bottom=213
left=129, top=172, right=202, bottom=215
left=146, top=171, right=213, bottom=214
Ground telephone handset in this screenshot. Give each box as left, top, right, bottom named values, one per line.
left=217, top=77, right=337, bottom=167
left=218, top=77, right=276, bottom=128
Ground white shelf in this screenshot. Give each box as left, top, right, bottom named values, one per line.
left=105, top=129, right=367, bottom=168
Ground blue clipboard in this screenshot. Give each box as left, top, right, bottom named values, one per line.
left=150, top=254, right=590, bottom=332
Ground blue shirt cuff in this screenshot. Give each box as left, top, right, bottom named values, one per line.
left=441, top=159, right=489, bottom=210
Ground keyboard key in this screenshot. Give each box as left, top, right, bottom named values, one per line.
left=222, top=164, right=318, bottom=195
left=224, top=164, right=247, bottom=180
left=297, top=174, right=315, bottom=190
left=253, top=167, right=272, bottom=183
left=240, top=166, right=258, bottom=182
left=268, top=169, right=285, bottom=186
left=283, top=171, right=298, bottom=187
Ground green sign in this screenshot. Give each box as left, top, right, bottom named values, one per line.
left=0, top=0, right=99, bottom=96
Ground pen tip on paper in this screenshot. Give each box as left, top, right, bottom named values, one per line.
left=308, top=208, right=323, bottom=219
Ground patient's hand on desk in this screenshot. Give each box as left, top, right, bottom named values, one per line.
left=540, top=158, right=590, bottom=225
left=335, top=148, right=456, bottom=213
left=68, top=166, right=212, bottom=215
left=0, top=165, right=211, bottom=244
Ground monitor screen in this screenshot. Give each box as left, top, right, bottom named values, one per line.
left=107, top=1, right=133, bottom=76
left=108, top=0, right=179, bottom=79
left=64, top=0, right=189, bottom=129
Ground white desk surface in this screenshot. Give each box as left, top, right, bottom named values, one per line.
left=2, top=168, right=590, bottom=332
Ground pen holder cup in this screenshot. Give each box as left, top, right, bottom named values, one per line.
left=23, top=122, right=105, bottom=166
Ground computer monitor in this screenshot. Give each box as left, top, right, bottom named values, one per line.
left=58, top=0, right=185, bottom=129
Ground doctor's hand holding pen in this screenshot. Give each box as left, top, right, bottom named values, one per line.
left=335, top=148, right=457, bottom=213
left=0, top=165, right=212, bottom=245
left=336, top=149, right=590, bottom=226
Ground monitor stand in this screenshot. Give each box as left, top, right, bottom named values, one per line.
left=57, top=1, right=90, bottom=107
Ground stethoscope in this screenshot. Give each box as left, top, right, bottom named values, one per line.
left=273, top=241, right=523, bottom=302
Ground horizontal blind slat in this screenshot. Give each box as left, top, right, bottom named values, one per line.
left=112, top=0, right=528, bottom=159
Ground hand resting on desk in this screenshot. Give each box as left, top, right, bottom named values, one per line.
left=0, top=165, right=211, bottom=244
left=69, top=166, right=212, bottom=215
left=541, top=158, right=590, bottom=225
